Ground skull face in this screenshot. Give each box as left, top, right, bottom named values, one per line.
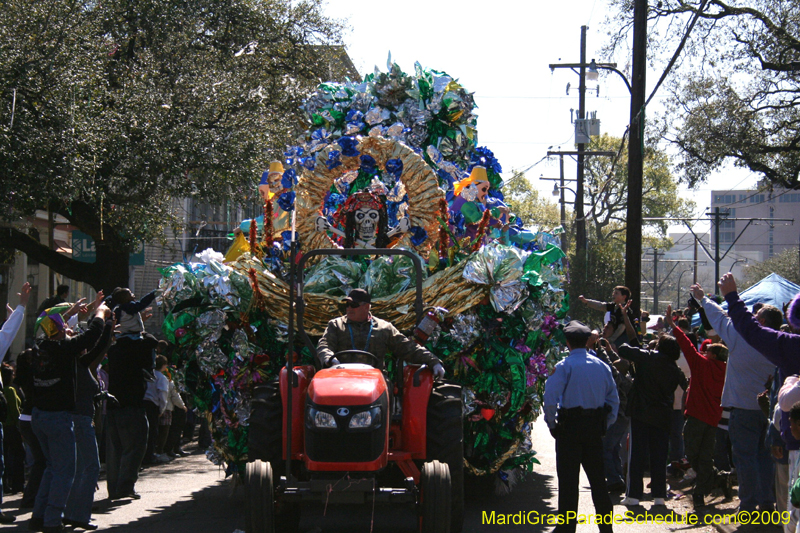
left=355, top=208, right=379, bottom=241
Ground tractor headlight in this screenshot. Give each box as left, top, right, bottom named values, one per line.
left=349, top=411, right=372, bottom=428
left=311, top=409, right=337, bottom=429
left=349, top=407, right=381, bottom=429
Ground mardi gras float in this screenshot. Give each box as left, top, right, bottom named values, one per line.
left=157, top=61, right=569, bottom=491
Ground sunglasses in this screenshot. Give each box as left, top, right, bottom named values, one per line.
left=347, top=301, right=365, bottom=308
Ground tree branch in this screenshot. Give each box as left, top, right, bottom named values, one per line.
left=0, top=226, right=99, bottom=285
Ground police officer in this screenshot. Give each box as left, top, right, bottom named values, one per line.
left=544, top=321, right=619, bottom=533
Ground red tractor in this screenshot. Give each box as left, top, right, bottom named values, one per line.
left=245, top=248, right=464, bottom=533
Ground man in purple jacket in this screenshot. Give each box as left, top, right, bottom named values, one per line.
left=719, top=273, right=800, bottom=520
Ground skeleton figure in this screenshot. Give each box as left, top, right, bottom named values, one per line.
left=315, top=190, right=411, bottom=249
left=354, top=208, right=379, bottom=243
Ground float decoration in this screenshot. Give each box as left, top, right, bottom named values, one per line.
left=157, top=61, right=570, bottom=484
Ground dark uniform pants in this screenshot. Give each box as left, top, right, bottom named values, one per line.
left=555, top=413, right=613, bottom=533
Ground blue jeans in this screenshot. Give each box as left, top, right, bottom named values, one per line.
left=0, top=423, right=4, bottom=505
left=31, top=409, right=76, bottom=527
left=669, top=409, right=685, bottom=462
left=603, top=414, right=630, bottom=486
left=65, top=415, right=100, bottom=523
left=105, top=407, right=148, bottom=498
left=728, top=408, right=774, bottom=511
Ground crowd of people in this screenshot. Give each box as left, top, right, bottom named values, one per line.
left=0, top=283, right=209, bottom=532
left=546, top=276, right=800, bottom=533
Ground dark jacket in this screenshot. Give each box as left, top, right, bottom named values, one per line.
left=618, top=344, right=688, bottom=433
left=73, top=319, right=113, bottom=418
left=107, top=334, right=158, bottom=409
left=32, top=317, right=105, bottom=412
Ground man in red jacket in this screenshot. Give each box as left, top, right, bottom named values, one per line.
left=665, top=305, right=731, bottom=513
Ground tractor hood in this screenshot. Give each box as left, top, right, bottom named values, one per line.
left=307, top=364, right=387, bottom=406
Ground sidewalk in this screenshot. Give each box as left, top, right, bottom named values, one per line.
left=0, top=442, right=244, bottom=532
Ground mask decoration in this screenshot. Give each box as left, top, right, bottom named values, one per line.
left=314, top=190, right=411, bottom=248
left=258, top=161, right=285, bottom=201
left=354, top=208, right=379, bottom=242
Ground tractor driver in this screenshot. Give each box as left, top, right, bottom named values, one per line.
left=316, top=289, right=446, bottom=380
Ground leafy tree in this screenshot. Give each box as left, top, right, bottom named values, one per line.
left=502, top=171, right=562, bottom=236
left=742, top=247, right=800, bottom=288
left=569, top=134, right=693, bottom=319
left=0, top=0, right=345, bottom=291
left=604, top=0, right=800, bottom=189
left=584, top=133, right=695, bottom=245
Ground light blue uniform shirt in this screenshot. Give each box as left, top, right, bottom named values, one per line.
left=544, top=348, right=619, bottom=430
left=702, top=297, right=774, bottom=411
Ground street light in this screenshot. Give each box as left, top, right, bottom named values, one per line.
left=730, top=258, right=748, bottom=272
left=587, top=59, right=632, bottom=95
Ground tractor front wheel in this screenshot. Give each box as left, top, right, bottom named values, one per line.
left=245, top=460, right=275, bottom=533
left=419, top=460, right=452, bottom=533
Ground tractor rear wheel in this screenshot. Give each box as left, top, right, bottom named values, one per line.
left=426, top=382, right=464, bottom=532
left=419, top=460, right=452, bottom=533
left=245, top=460, right=275, bottom=533
left=248, top=380, right=283, bottom=467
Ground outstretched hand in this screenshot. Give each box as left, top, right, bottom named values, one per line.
left=690, top=284, right=705, bottom=301
left=18, top=282, right=32, bottom=307
left=665, top=305, right=675, bottom=329
left=578, top=295, right=587, bottom=304
left=719, top=273, right=738, bottom=297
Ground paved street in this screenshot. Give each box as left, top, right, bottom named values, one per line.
left=0, top=418, right=766, bottom=532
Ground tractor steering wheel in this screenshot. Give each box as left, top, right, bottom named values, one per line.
left=331, top=350, right=380, bottom=368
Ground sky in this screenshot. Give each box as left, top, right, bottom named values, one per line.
left=321, top=0, right=760, bottom=236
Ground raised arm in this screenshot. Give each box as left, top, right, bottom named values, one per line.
left=694, top=282, right=739, bottom=347
left=578, top=295, right=608, bottom=313
left=618, top=300, right=640, bottom=346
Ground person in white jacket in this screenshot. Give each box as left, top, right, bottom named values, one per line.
left=0, top=282, right=31, bottom=525
left=156, top=374, right=187, bottom=460
left=779, top=376, right=800, bottom=533
left=0, top=283, right=30, bottom=363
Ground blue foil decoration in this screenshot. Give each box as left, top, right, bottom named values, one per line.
left=409, top=226, right=428, bottom=246
left=360, top=154, right=377, bottom=175
left=337, top=136, right=359, bottom=157
left=277, top=191, right=296, bottom=212
left=385, top=158, right=403, bottom=179
left=281, top=168, right=297, bottom=189
left=326, top=150, right=342, bottom=170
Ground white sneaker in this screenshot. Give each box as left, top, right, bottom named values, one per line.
left=153, top=453, right=172, bottom=464
left=653, top=498, right=666, bottom=506
left=621, top=497, right=640, bottom=506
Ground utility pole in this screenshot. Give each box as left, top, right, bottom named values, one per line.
left=713, top=207, right=722, bottom=291
left=643, top=249, right=664, bottom=314
left=625, top=0, right=648, bottom=322
left=576, top=26, right=588, bottom=276
left=642, top=250, right=703, bottom=314
left=645, top=212, right=794, bottom=295
left=559, top=154, right=567, bottom=253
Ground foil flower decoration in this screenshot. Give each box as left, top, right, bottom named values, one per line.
left=277, top=191, right=295, bottom=212
left=463, top=244, right=530, bottom=313
left=541, top=315, right=558, bottom=337
left=448, top=313, right=480, bottom=346
left=337, top=136, right=359, bottom=157
left=325, top=150, right=342, bottom=170
left=526, top=353, right=547, bottom=387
